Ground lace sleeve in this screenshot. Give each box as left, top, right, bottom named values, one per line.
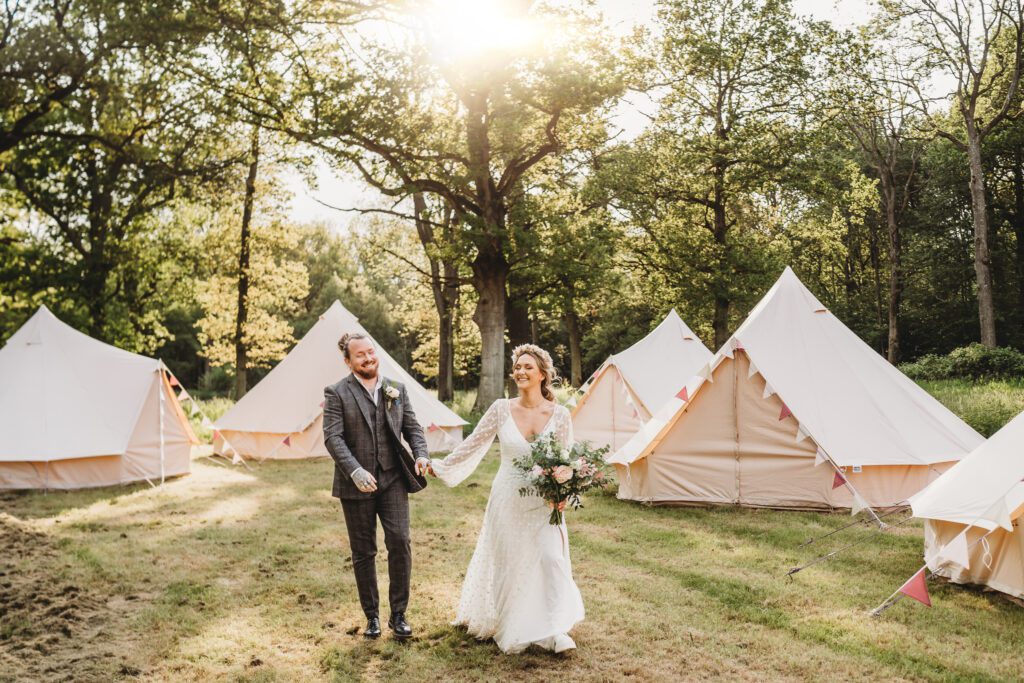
left=554, top=405, right=574, bottom=450
left=430, top=399, right=505, bottom=487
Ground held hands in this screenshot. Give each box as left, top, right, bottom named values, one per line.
left=350, top=467, right=378, bottom=493
left=415, top=457, right=436, bottom=478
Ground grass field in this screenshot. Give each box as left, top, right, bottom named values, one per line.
left=2, top=382, right=1023, bottom=682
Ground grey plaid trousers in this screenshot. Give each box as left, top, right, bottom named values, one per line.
left=340, top=478, right=411, bottom=618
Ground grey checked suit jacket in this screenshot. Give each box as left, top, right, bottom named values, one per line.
left=323, top=374, right=429, bottom=500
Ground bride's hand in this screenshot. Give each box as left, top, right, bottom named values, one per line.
left=415, top=457, right=436, bottom=477
left=546, top=500, right=567, bottom=512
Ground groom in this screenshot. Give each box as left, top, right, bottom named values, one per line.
left=323, top=332, right=432, bottom=640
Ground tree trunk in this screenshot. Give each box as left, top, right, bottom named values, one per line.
left=412, top=193, right=458, bottom=403
left=711, top=188, right=730, bottom=349
left=234, top=126, right=260, bottom=399
left=472, top=251, right=508, bottom=410
left=966, top=129, right=998, bottom=347
left=439, top=255, right=459, bottom=403
left=867, top=212, right=884, bottom=338
left=881, top=174, right=902, bottom=363
left=505, top=293, right=531, bottom=395
left=464, top=84, right=511, bottom=410
left=563, top=293, right=583, bottom=388
left=82, top=251, right=110, bottom=339
left=1013, top=149, right=1024, bottom=313
left=506, top=283, right=531, bottom=349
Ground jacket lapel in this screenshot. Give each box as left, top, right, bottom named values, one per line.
left=380, top=377, right=401, bottom=439
left=345, top=374, right=375, bottom=435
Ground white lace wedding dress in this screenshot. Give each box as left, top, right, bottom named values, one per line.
left=430, top=398, right=585, bottom=654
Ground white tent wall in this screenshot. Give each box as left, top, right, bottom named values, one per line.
left=925, top=519, right=1024, bottom=599
left=121, top=373, right=194, bottom=483
left=572, top=310, right=712, bottom=453
left=910, top=410, right=1024, bottom=600
left=0, top=456, right=122, bottom=489
left=0, top=307, right=197, bottom=490
left=616, top=352, right=951, bottom=509
left=213, top=301, right=466, bottom=460
left=0, top=372, right=195, bottom=490
left=572, top=366, right=651, bottom=452
left=216, top=416, right=460, bottom=461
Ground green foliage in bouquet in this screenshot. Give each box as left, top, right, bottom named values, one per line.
left=513, top=432, right=611, bottom=525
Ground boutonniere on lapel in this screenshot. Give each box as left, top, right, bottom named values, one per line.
left=383, top=383, right=400, bottom=410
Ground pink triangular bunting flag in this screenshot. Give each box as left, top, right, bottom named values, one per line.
left=779, top=403, right=793, bottom=420
left=319, top=400, right=325, bottom=408
left=283, top=435, right=291, bottom=447
left=832, top=469, right=846, bottom=489
left=213, top=429, right=222, bottom=441
left=428, top=423, right=439, bottom=432
left=676, top=386, right=689, bottom=401
left=168, top=374, right=180, bottom=387
left=898, top=567, right=931, bottom=607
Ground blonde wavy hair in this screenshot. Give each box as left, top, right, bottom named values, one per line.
left=510, top=343, right=558, bottom=401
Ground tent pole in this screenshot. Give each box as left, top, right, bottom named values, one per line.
left=158, top=371, right=166, bottom=485
left=733, top=354, right=741, bottom=504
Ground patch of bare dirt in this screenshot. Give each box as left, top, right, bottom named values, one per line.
left=0, top=513, right=146, bottom=682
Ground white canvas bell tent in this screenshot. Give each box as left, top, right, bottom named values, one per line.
left=572, top=309, right=712, bottom=452
left=910, top=409, right=1024, bottom=599
left=608, top=267, right=984, bottom=510
left=213, top=300, right=467, bottom=460
left=0, top=306, right=197, bottom=489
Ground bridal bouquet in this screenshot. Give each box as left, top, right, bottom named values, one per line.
left=513, top=432, right=610, bottom=526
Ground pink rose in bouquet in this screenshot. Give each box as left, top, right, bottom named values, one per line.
left=552, top=465, right=574, bottom=484
left=514, top=432, right=611, bottom=525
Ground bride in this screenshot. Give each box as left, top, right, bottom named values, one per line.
left=427, top=343, right=585, bottom=654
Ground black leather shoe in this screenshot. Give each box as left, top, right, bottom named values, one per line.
left=364, top=616, right=381, bottom=639
left=388, top=612, right=412, bottom=639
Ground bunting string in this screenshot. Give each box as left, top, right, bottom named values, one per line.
left=786, top=514, right=915, bottom=579
left=797, top=505, right=911, bottom=549
left=159, top=364, right=250, bottom=469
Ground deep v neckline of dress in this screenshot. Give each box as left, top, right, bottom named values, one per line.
left=506, top=399, right=557, bottom=445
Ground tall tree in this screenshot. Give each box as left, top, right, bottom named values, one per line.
left=3, top=33, right=228, bottom=338
left=274, top=2, right=622, bottom=407
left=885, top=0, right=1024, bottom=347
left=619, top=0, right=818, bottom=347
left=833, top=26, right=924, bottom=361
left=412, top=193, right=462, bottom=402
left=172, top=0, right=321, bottom=397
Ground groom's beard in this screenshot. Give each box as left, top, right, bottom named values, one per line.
left=352, top=360, right=378, bottom=380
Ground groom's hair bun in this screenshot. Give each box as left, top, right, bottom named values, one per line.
left=338, top=332, right=370, bottom=359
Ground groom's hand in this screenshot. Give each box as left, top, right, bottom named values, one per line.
left=351, top=467, right=377, bottom=493
left=415, top=457, right=434, bottom=477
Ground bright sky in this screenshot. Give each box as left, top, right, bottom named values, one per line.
left=286, top=0, right=875, bottom=228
